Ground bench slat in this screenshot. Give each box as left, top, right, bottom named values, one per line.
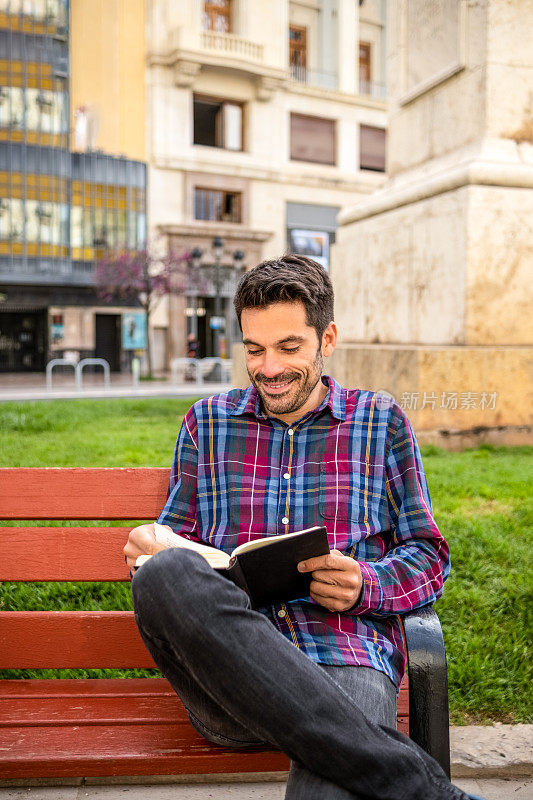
left=0, top=611, right=155, bottom=669
left=0, top=527, right=131, bottom=581
left=0, top=679, right=288, bottom=781
left=0, top=692, right=407, bottom=730
left=0, top=468, right=169, bottom=520
left=0, top=686, right=189, bottom=727
left=0, top=678, right=171, bottom=697
left=0, top=724, right=290, bottom=779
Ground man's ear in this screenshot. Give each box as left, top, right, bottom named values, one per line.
left=322, top=321, right=337, bottom=357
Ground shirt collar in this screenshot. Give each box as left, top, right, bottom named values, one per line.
left=230, top=375, right=346, bottom=422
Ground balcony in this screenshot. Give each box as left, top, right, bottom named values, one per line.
left=156, top=27, right=283, bottom=88
left=201, top=30, right=263, bottom=62
left=359, top=80, right=387, bottom=100
left=289, top=65, right=338, bottom=92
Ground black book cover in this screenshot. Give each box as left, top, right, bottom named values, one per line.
left=216, top=526, right=329, bottom=608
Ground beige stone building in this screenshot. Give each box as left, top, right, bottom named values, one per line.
left=146, top=0, right=388, bottom=365
left=330, top=0, right=533, bottom=445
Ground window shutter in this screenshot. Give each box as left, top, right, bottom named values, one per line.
left=224, top=104, right=242, bottom=150
left=360, top=125, right=386, bottom=172
left=290, top=114, right=335, bottom=165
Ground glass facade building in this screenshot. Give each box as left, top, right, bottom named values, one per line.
left=0, top=0, right=147, bottom=371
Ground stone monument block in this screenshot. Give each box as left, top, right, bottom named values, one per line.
left=402, top=0, right=466, bottom=104
left=331, top=0, right=533, bottom=443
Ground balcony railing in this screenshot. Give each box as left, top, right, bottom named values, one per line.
left=289, top=65, right=338, bottom=91
left=201, top=31, right=263, bottom=62
left=359, top=80, right=387, bottom=100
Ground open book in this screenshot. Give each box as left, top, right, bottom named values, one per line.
left=135, top=522, right=329, bottom=608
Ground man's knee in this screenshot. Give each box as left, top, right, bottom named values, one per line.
left=132, top=547, right=208, bottom=627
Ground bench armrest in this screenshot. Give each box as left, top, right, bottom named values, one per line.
left=401, top=606, right=451, bottom=778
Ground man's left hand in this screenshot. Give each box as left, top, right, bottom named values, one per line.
left=297, top=550, right=363, bottom=612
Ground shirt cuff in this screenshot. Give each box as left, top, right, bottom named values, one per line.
left=347, top=561, right=382, bottom=615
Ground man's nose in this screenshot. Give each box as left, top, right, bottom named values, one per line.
left=260, top=351, right=285, bottom=378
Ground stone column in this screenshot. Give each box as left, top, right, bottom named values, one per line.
left=331, top=0, right=533, bottom=445
left=337, top=0, right=357, bottom=94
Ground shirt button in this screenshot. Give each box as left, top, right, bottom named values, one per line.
left=277, top=609, right=286, bottom=618
left=288, top=428, right=294, bottom=436
left=282, top=516, right=289, bottom=524
left=283, top=472, right=290, bottom=480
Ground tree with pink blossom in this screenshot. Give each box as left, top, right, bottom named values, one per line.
left=95, top=248, right=192, bottom=378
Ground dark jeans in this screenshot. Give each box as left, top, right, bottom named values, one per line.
left=131, top=548, right=472, bottom=800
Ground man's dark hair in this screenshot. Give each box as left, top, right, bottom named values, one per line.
left=233, top=254, right=334, bottom=342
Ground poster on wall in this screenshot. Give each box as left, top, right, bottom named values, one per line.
left=122, top=312, right=147, bottom=350
left=50, top=313, right=64, bottom=344
left=289, top=229, right=330, bottom=270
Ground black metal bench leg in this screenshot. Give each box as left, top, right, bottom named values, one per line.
left=401, top=606, right=451, bottom=778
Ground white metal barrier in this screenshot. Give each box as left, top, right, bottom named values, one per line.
left=170, top=357, right=232, bottom=385
left=171, top=358, right=202, bottom=385
left=199, top=358, right=232, bottom=383
left=76, top=358, right=110, bottom=391
left=46, top=358, right=77, bottom=391
left=46, top=358, right=111, bottom=392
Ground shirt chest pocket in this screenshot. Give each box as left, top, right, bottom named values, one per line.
left=319, top=461, right=365, bottom=523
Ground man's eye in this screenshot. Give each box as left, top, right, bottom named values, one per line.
left=247, top=350, right=262, bottom=356
left=282, top=347, right=299, bottom=353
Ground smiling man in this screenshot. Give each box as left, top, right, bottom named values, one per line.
left=126, top=255, right=483, bottom=800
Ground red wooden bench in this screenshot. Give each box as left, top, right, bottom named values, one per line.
left=0, top=467, right=449, bottom=784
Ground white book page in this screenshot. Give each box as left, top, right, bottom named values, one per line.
left=149, top=523, right=230, bottom=569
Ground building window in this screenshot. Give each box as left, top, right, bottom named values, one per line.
left=0, top=58, right=69, bottom=147
left=360, top=125, right=386, bottom=172
left=203, top=0, right=232, bottom=33
left=289, top=25, right=307, bottom=81
left=0, top=197, right=23, bottom=242
left=194, top=188, right=242, bottom=223
left=0, top=87, right=24, bottom=128
left=290, top=113, right=336, bottom=165
left=359, top=41, right=371, bottom=94
left=193, top=96, right=243, bottom=151
left=69, top=161, right=147, bottom=261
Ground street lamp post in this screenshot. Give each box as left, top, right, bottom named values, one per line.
left=190, top=247, right=203, bottom=339
left=211, top=236, right=224, bottom=359
left=188, top=240, right=246, bottom=362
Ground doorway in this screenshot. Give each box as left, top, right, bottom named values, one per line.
left=0, top=310, right=47, bottom=372
left=95, top=314, right=121, bottom=371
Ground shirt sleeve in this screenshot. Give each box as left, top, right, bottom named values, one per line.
left=157, top=407, right=201, bottom=541
left=348, top=405, right=450, bottom=617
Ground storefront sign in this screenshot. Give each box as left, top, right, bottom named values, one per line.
left=122, top=312, right=147, bottom=350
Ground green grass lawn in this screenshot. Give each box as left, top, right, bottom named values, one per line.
left=0, top=398, right=531, bottom=724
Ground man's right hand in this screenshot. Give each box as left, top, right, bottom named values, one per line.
left=124, top=523, right=167, bottom=574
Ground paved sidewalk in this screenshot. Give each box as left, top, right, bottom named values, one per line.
left=0, top=372, right=231, bottom=402
left=451, top=724, right=533, bottom=778
left=0, top=777, right=532, bottom=799
left=0, top=726, right=531, bottom=798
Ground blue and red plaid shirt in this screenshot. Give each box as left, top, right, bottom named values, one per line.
left=158, top=376, right=450, bottom=688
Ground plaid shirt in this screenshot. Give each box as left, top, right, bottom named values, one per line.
left=158, top=376, right=449, bottom=688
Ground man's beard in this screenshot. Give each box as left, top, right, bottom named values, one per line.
left=248, top=349, right=324, bottom=417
